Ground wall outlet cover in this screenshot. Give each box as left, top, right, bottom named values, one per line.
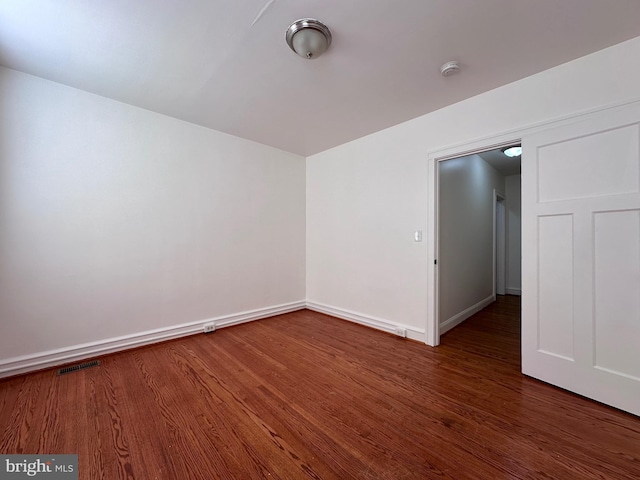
left=394, top=328, right=407, bottom=338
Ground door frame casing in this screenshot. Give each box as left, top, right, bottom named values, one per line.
left=427, top=139, right=519, bottom=346
left=425, top=97, right=640, bottom=348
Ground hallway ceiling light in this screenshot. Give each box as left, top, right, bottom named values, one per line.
left=286, top=18, right=332, bottom=59
left=502, top=146, right=522, bottom=157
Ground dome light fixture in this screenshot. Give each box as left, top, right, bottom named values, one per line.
left=502, top=146, right=522, bottom=158
left=286, top=18, right=332, bottom=60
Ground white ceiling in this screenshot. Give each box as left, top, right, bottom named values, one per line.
left=2, top=1, right=640, bottom=156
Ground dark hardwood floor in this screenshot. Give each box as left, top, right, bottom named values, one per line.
left=1, top=296, right=639, bottom=479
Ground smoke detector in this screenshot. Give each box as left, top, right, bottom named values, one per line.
left=440, top=61, right=460, bottom=77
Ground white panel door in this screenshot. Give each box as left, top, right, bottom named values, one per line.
left=522, top=103, right=640, bottom=416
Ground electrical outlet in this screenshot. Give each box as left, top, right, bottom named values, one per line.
left=203, top=323, right=216, bottom=334
left=394, top=328, right=407, bottom=338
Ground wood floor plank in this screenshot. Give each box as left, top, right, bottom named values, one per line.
left=1, top=296, right=639, bottom=479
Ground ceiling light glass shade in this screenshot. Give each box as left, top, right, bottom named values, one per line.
left=286, top=18, right=332, bottom=59
left=503, top=146, right=522, bottom=157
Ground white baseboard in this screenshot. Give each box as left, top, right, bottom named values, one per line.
left=0, top=300, right=306, bottom=378
left=306, top=301, right=426, bottom=342
left=439, top=295, right=495, bottom=335
left=1, top=299, right=431, bottom=378
left=505, top=288, right=522, bottom=296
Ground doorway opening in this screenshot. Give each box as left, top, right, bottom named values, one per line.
left=434, top=144, right=521, bottom=345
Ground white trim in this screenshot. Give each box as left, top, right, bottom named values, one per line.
left=0, top=301, right=306, bottom=378
left=506, top=288, right=522, bottom=296
left=427, top=96, right=640, bottom=162
left=306, top=301, right=426, bottom=342
left=439, top=295, right=495, bottom=335
left=426, top=152, right=439, bottom=346
left=426, top=97, right=640, bottom=348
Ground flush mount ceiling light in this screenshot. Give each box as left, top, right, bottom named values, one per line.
left=502, top=146, right=523, bottom=157
left=286, top=18, right=332, bottom=59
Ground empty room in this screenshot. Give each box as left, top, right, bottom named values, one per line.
left=1, top=1, right=640, bottom=479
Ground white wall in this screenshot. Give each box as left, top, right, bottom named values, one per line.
left=505, top=175, right=522, bottom=295
left=438, top=155, right=504, bottom=326
left=0, top=67, right=306, bottom=368
left=306, top=36, right=640, bottom=339
left=4, top=36, right=640, bottom=369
